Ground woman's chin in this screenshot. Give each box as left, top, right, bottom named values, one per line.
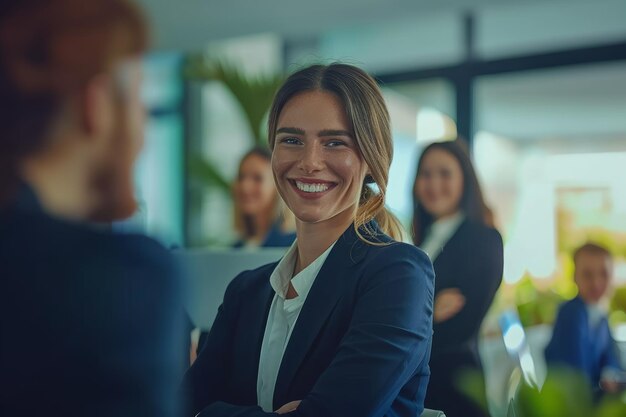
left=291, top=208, right=327, bottom=225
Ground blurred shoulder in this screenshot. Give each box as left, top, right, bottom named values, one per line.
left=464, top=220, right=501, bottom=239
left=31, top=213, right=179, bottom=286
left=368, top=239, right=431, bottom=265
left=101, top=231, right=174, bottom=267
left=225, top=261, right=278, bottom=295
left=461, top=220, right=503, bottom=249
left=558, top=297, right=586, bottom=317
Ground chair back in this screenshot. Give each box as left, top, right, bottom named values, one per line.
left=421, top=408, right=446, bottom=417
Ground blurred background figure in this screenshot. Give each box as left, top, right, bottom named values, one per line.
left=412, top=139, right=503, bottom=417
left=232, top=147, right=295, bottom=248
left=0, top=0, right=184, bottom=416
left=545, top=242, right=625, bottom=399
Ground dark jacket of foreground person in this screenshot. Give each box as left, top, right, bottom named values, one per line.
left=0, top=186, right=184, bottom=417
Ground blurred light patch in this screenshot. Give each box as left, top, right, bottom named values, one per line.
left=503, top=323, right=526, bottom=353
left=503, top=243, right=525, bottom=284
left=499, top=310, right=538, bottom=387
left=500, top=311, right=527, bottom=354
left=416, top=107, right=456, bottom=144
left=519, top=349, right=538, bottom=387
left=614, top=324, right=626, bottom=343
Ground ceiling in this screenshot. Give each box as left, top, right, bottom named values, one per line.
left=137, top=0, right=554, bottom=51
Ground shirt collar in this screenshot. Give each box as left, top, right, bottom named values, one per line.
left=269, top=239, right=336, bottom=300
left=429, top=211, right=465, bottom=238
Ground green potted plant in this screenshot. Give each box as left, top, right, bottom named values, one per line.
left=183, top=55, right=284, bottom=194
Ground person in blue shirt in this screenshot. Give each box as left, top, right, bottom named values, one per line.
left=545, top=242, right=624, bottom=396
left=183, top=63, right=435, bottom=417
left=232, top=147, right=296, bottom=249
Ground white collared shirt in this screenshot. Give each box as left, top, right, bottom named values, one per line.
left=257, top=240, right=336, bottom=412
left=420, top=211, right=465, bottom=262
left=586, top=302, right=606, bottom=330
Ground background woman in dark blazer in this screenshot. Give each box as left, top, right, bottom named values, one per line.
left=413, top=140, right=504, bottom=417
left=183, top=63, right=435, bottom=417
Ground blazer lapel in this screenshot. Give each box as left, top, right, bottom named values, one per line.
left=272, top=223, right=371, bottom=407
left=239, top=275, right=275, bottom=402
left=432, top=219, right=467, bottom=269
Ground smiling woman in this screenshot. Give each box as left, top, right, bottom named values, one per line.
left=412, top=140, right=503, bottom=417
left=232, top=147, right=296, bottom=248
left=271, top=91, right=367, bottom=230
left=268, top=64, right=404, bottom=245
left=183, top=63, right=435, bottom=417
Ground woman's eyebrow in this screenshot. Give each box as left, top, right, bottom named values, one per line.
left=318, top=129, right=353, bottom=138
left=276, top=127, right=305, bottom=135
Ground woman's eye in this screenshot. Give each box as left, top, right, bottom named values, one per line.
left=440, top=169, right=452, bottom=179
left=279, top=137, right=301, bottom=145
left=326, top=140, right=346, bottom=148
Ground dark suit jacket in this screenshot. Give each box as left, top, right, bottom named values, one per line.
left=424, top=220, right=503, bottom=417
left=545, top=296, right=623, bottom=388
left=183, top=222, right=435, bottom=417
left=233, top=223, right=296, bottom=249
left=0, top=186, right=185, bottom=417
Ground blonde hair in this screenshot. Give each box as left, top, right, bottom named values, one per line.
left=267, top=63, right=403, bottom=243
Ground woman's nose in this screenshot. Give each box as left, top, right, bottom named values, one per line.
left=298, top=142, right=324, bottom=174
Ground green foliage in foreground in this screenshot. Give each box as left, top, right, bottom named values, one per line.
left=458, top=367, right=626, bottom=417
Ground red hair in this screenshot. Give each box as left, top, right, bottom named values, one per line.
left=0, top=0, right=148, bottom=203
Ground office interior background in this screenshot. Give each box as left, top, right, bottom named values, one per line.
left=122, top=0, right=626, bottom=414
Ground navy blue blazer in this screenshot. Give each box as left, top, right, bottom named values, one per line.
left=545, top=296, right=623, bottom=388
left=0, top=186, right=185, bottom=417
left=233, top=222, right=296, bottom=249
left=183, top=222, right=435, bottom=417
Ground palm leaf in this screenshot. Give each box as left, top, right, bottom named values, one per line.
left=184, top=56, right=284, bottom=146
left=187, top=155, right=231, bottom=193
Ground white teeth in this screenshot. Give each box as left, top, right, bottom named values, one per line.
left=295, top=181, right=330, bottom=193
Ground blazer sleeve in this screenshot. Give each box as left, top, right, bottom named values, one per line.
left=193, top=244, right=435, bottom=417
left=82, top=235, right=186, bottom=417
left=544, top=302, right=588, bottom=372
left=443, top=227, right=503, bottom=344
left=600, top=322, right=624, bottom=372
left=182, top=272, right=246, bottom=416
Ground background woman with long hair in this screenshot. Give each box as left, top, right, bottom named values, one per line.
left=232, top=147, right=295, bottom=248
left=413, top=139, right=503, bottom=417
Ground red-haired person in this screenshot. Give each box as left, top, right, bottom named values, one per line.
left=0, top=1, right=184, bottom=416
